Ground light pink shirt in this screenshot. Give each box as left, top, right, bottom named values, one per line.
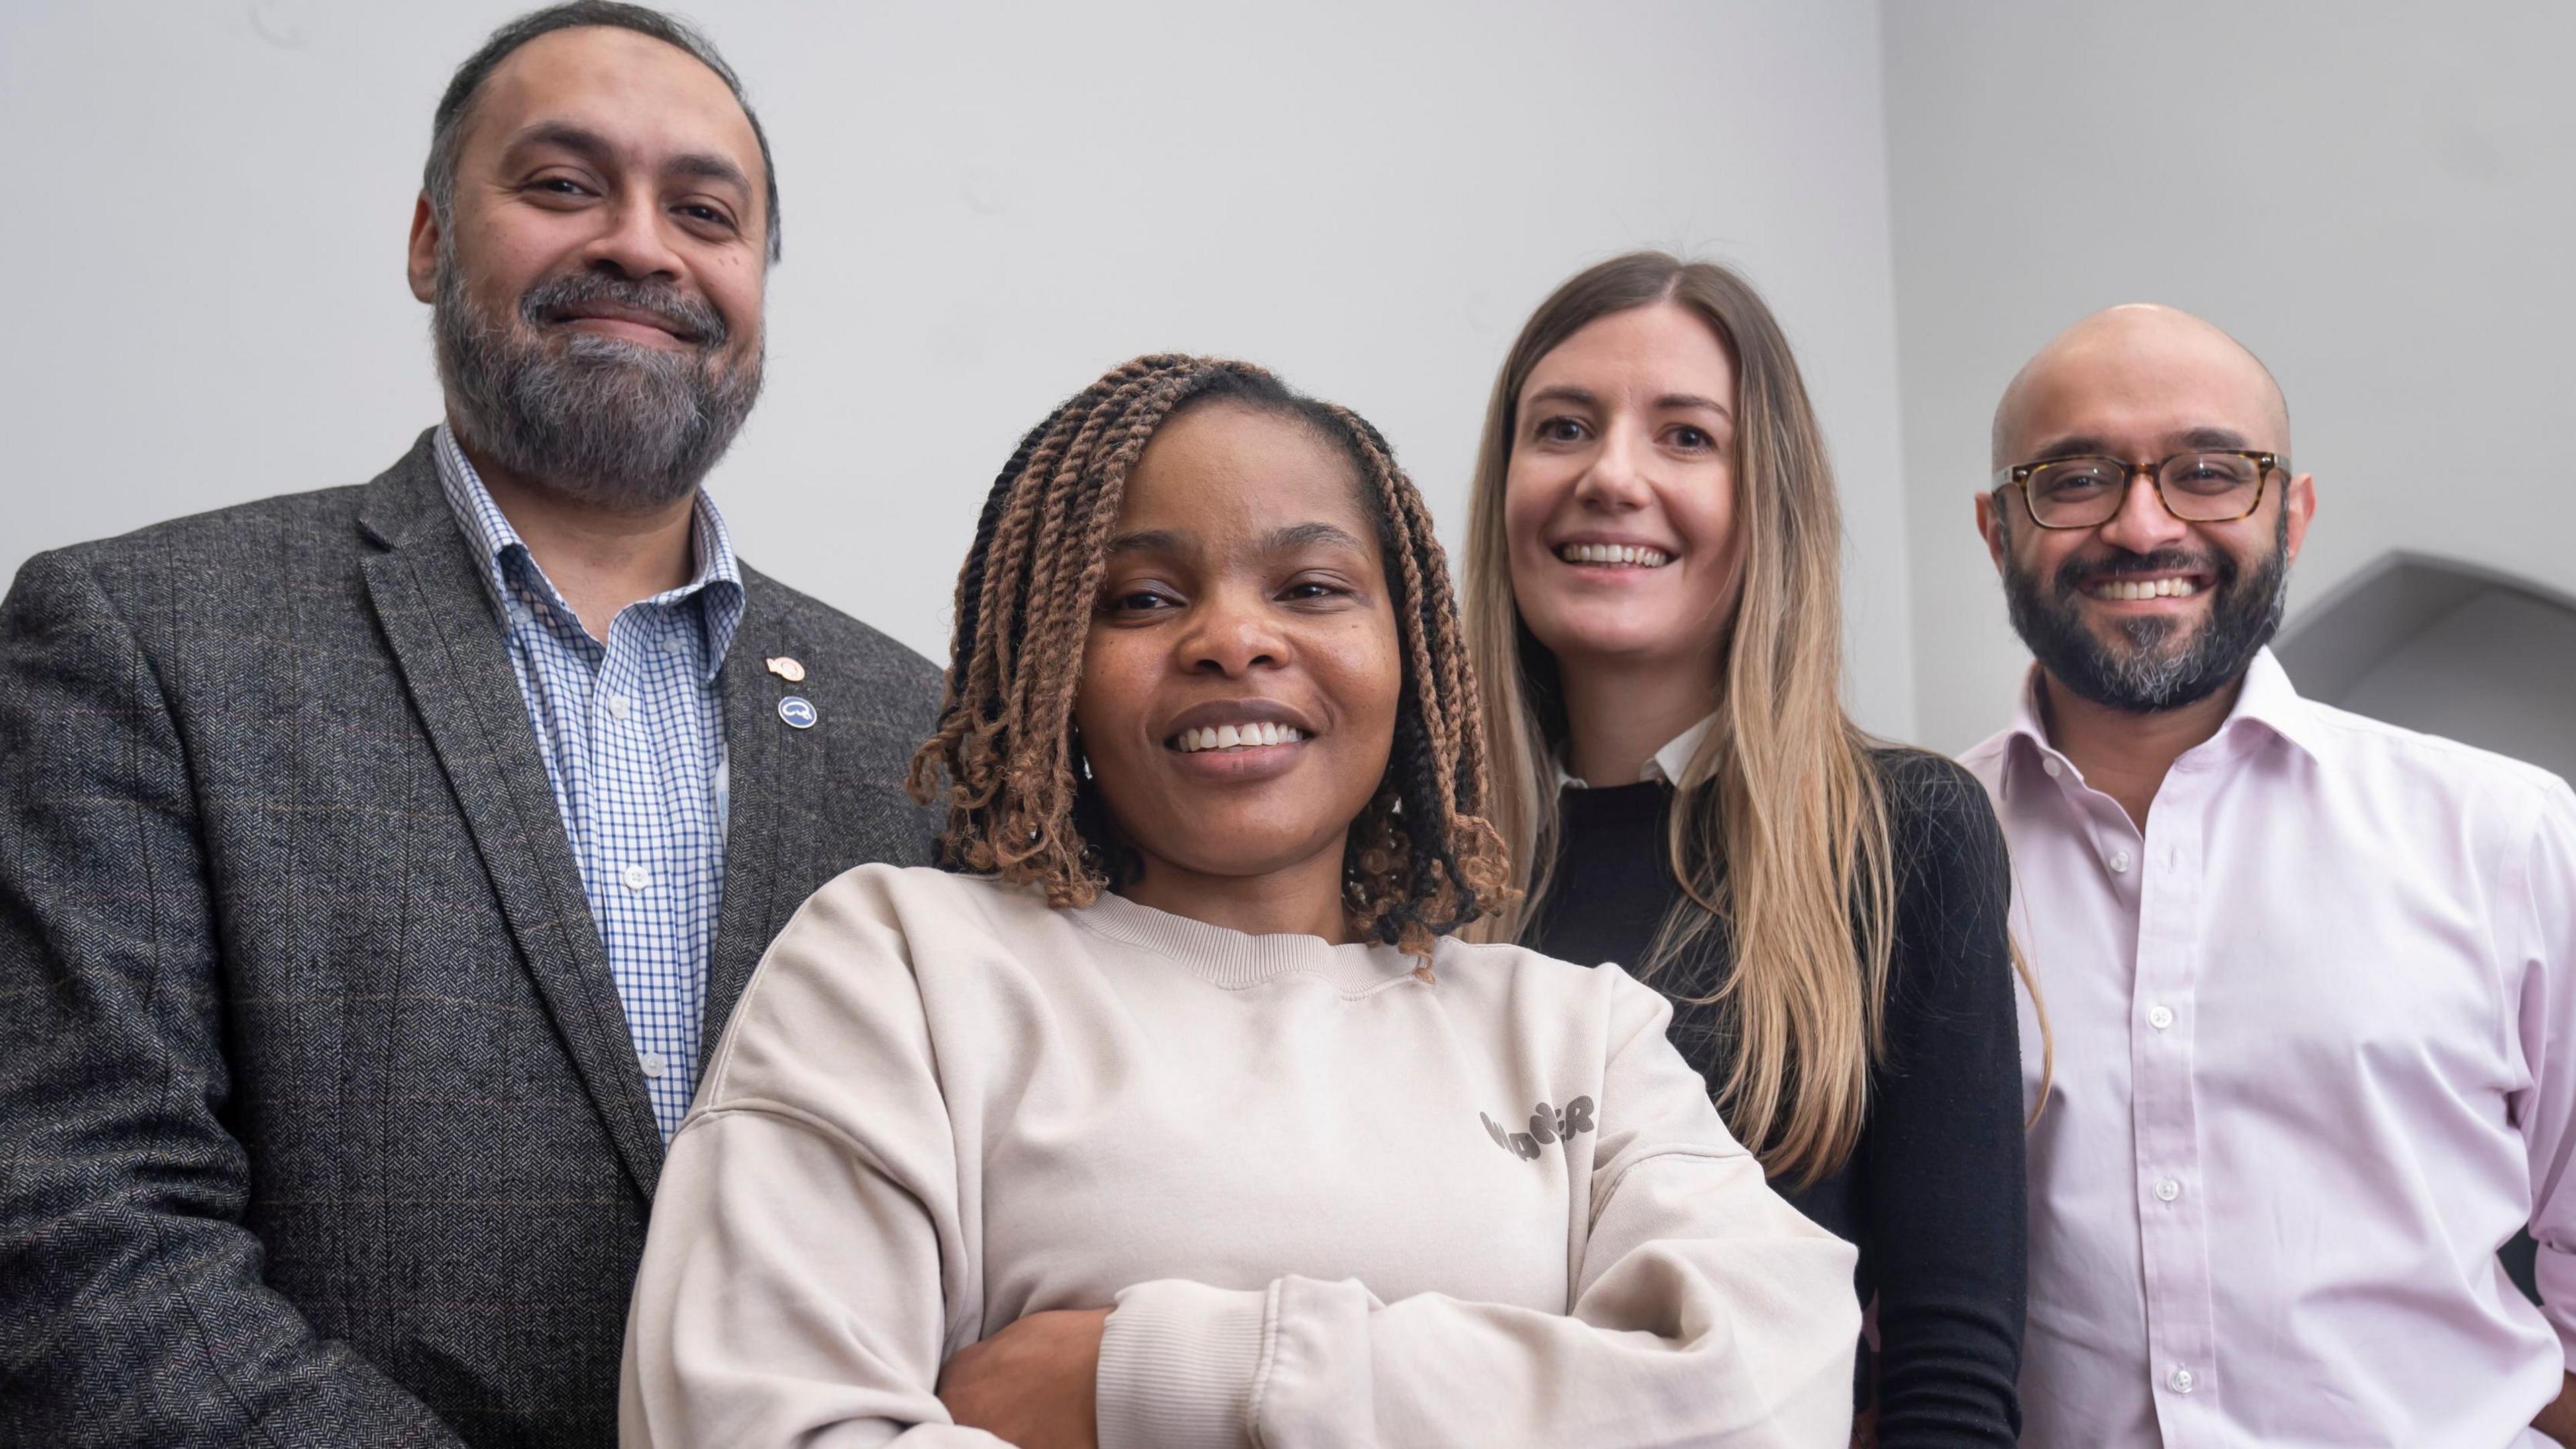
left=1962, top=649, right=2576, bottom=1449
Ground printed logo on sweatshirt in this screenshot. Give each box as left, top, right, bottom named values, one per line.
left=1481, top=1096, right=1596, bottom=1161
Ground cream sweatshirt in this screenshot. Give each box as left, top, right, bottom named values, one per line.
left=619, top=864, right=1859, bottom=1448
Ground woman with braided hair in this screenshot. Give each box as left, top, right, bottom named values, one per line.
left=621, top=354, right=1860, bottom=1448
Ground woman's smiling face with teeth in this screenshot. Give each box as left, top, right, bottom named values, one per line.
left=1503, top=302, right=1746, bottom=680
left=1073, top=401, right=1401, bottom=894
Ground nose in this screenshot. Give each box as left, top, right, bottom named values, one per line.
left=1570, top=426, right=1652, bottom=513
left=1179, top=584, right=1289, bottom=677
left=576, top=186, right=686, bottom=283
left=2094, top=467, right=2190, bottom=555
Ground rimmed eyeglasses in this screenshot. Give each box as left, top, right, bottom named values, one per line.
left=1992, top=450, right=2286, bottom=530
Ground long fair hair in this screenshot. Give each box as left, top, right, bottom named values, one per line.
left=1462, top=254, right=1895, bottom=1185
left=910, top=354, right=1515, bottom=958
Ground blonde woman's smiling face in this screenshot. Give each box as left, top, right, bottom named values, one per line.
left=1503, top=303, right=1746, bottom=679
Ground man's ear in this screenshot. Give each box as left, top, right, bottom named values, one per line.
left=2283, top=470, right=2318, bottom=565
left=1976, top=490, right=2010, bottom=576
left=407, top=193, right=441, bottom=305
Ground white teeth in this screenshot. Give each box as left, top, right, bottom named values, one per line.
left=1174, top=722, right=1308, bottom=754
left=2094, top=578, right=2201, bottom=601
left=1558, top=543, right=1672, bottom=567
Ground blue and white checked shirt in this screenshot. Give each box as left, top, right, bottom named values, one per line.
left=434, top=426, right=743, bottom=1140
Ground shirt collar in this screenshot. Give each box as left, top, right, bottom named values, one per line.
left=433, top=423, right=745, bottom=680
left=1999, top=645, right=2324, bottom=790
left=2224, top=647, right=2326, bottom=761
left=1554, top=711, right=1719, bottom=792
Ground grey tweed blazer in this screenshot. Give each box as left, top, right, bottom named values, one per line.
left=0, top=433, right=945, bottom=1447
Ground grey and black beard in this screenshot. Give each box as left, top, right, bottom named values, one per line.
left=433, top=246, right=762, bottom=511
left=2002, top=509, right=2291, bottom=714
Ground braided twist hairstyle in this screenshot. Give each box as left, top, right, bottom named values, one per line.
left=908, top=354, right=1514, bottom=959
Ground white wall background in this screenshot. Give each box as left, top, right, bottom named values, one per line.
left=14, top=3, right=2567, bottom=757
left=1884, top=0, right=2576, bottom=751
left=0, top=0, right=1918, bottom=739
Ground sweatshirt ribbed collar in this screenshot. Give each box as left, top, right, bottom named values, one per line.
left=1071, top=890, right=1432, bottom=994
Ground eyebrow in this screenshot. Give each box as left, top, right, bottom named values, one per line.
left=1264, top=521, right=1368, bottom=553
left=1106, top=528, right=1183, bottom=557
left=1525, top=385, right=1598, bottom=411
left=504, top=121, right=753, bottom=199
left=1106, top=522, right=1370, bottom=557
left=2176, top=425, right=2256, bottom=451
left=2027, top=425, right=2259, bottom=460
left=1523, top=384, right=1733, bottom=420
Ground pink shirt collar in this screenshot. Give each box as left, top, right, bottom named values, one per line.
left=1992, top=647, right=2324, bottom=795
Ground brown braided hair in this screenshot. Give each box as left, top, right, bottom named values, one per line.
left=907, top=354, right=1515, bottom=958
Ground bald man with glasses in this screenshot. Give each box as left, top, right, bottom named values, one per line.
left=1963, top=303, right=2576, bottom=1447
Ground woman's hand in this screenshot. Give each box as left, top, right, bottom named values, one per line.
left=937, top=1307, right=1112, bottom=1449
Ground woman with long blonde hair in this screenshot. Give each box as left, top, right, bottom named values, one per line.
left=1464, top=253, right=2027, bottom=1444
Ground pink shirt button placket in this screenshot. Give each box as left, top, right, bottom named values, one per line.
left=2133, top=784, right=2218, bottom=1440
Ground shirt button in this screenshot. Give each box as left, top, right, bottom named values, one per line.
left=638, top=1051, right=667, bottom=1079
left=621, top=864, right=651, bottom=892
left=2042, top=757, right=2063, bottom=778
left=2167, top=1366, right=2196, bottom=1395
left=2149, top=1005, right=2176, bottom=1030
left=604, top=693, right=631, bottom=721
left=2155, top=1177, right=2182, bottom=1202
left=2109, top=849, right=2133, bottom=873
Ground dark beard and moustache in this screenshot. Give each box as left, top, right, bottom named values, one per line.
left=432, top=243, right=763, bottom=511
left=2002, top=508, right=2292, bottom=714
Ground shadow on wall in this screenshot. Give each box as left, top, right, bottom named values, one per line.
left=2276, top=550, right=2576, bottom=1305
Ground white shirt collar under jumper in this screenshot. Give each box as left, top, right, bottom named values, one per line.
left=1960, top=647, right=2576, bottom=1449
left=1554, top=711, right=1719, bottom=792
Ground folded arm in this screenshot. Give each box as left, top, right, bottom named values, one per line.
left=1098, top=970, right=1859, bottom=1448
left=620, top=875, right=1005, bottom=1448
left=1098, top=1144, right=1856, bottom=1448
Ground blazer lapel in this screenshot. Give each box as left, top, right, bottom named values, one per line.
left=356, top=435, right=665, bottom=1198
left=702, top=580, right=820, bottom=1050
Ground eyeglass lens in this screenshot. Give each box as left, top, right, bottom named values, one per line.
left=2025, top=453, right=2264, bottom=526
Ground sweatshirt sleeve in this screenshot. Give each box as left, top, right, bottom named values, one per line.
left=618, top=868, right=1005, bottom=1448
left=1095, top=968, right=1861, bottom=1449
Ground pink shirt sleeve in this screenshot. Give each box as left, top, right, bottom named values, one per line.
left=2510, top=779, right=2576, bottom=1372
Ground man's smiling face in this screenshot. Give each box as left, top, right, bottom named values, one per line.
left=1980, top=305, right=2318, bottom=713
left=408, top=24, right=770, bottom=507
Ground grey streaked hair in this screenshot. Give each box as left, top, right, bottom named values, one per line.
left=423, top=1, right=782, bottom=263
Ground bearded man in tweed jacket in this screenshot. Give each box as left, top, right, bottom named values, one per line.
left=0, top=6, right=943, bottom=1444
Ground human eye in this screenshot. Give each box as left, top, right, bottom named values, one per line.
left=524, top=172, right=597, bottom=202
left=2031, top=460, right=2116, bottom=501
left=1666, top=424, right=1716, bottom=451
left=2169, top=455, right=2255, bottom=494
left=674, top=200, right=741, bottom=236
left=1280, top=577, right=1354, bottom=604
left=1531, top=415, right=1590, bottom=445
left=1101, top=584, right=1180, bottom=616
